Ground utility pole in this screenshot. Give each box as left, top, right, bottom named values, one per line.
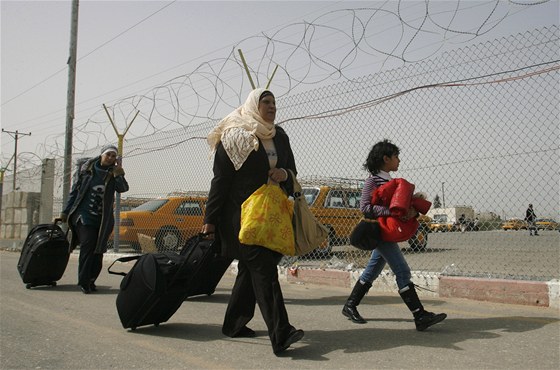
left=62, top=0, right=79, bottom=207
left=1, top=129, right=31, bottom=191
left=441, top=182, right=446, bottom=209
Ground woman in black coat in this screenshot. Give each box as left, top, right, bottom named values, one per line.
left=202, top=88, right=304, bottom=355
left=61, top=145, right=129, bottom=293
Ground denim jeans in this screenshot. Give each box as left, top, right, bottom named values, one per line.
left=359, top=240, right=412, bottom=290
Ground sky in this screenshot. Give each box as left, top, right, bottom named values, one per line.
left=1, top=0, right=558, bottom=165
left=0, top=0, right=559, bottom=221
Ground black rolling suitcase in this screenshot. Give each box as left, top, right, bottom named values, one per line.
left=108, top=252, right=190, bottom=330
left=17, top=220, right=70, bottom=289
left=180, top=234, right=232, bottom=298
left=108, top=235, right=229, bottom=330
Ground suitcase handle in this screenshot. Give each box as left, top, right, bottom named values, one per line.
left=107, top=255, right=142, bottom=276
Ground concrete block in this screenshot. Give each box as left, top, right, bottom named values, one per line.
left=21, top=209, right=29, bottom=224
left=14, top=209, right=22, bottom=224
left=440, top=276, right=549, bottom=307
left=286, top=267, right=351, bottom=288
left=20, top=192, right=29, bottom=207
left=19, top=192, right=39, bottom=209
left=0, top=224, right=5, bottom=238
left=547, top=279, right=559, bottom=309
left=13, top=225, right=21, bottom=239
left=4, top=224, right=14, bottom=239
left=13, top=192, right=23, bottom=207
left=371, top=271, right=399, bottom=293
left=6, top=193, right=14, bottom=208
left=20, top=224, right=29, bottom=238
left=4, top=208, right=14, bottom=223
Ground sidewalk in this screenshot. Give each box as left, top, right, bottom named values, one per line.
left=4, top=236, right=560, bottom=309
left=2, top=249, right=559, bottom=369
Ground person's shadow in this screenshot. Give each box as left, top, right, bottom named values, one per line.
left=120, top=291, right=559, bottom=362
left=273, top=294, right=559, bottom=359
left=277, top=314, right=559, bottom=360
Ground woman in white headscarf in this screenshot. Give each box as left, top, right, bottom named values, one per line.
left=202, top=88, right=304, bottom=355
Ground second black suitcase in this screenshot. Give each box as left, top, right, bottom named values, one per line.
left=180, top=234, right=232, bottom=298
left=17, top=221, right=70, bottom=289
left=109, top=234, right=232, bottom=330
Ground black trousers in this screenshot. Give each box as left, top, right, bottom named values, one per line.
left=73, top=220, right=103, bottom=287
left=222, top=244, right=295, bottom=352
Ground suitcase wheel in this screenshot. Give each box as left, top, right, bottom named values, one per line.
left=51, top=281, right=57, bottom=287
left=25, top=284, right=32, bottom=289
left=154, top=323, right=160, bottom=327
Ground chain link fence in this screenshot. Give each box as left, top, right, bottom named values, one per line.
left=4, top=26, right=559, bottom=281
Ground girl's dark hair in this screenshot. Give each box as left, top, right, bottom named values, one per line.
left=363, top=139, right=400, bottom=174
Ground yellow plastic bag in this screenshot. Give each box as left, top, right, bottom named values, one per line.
left=239, top=184, right=295, bottom=256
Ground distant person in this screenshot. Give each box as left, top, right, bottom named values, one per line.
left=60, top=145, right=129, bottom=294
left=202, top=88, right=304, bottom=355
left=473, top=217, right=480, bottom=231
left=525, top=204, right=538, bottom=236
left=342, top=139, right=446, bottom=331
left=458, top=214, right=466, bottom=233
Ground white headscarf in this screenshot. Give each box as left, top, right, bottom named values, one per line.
left=207, top=88, right=276, bottom=170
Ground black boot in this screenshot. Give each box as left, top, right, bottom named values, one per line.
left=342, top=280, right=372, bottom=324
left=399, top=283, right=447, bottom=331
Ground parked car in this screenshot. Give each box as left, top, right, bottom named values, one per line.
left=302, top=185, right=362, bottom=256
left=115, top=196, right=207, bottom=251
left=535, top=218, right=559, bottom=230
left=501, top=218, right=528, bottom=231
left=301, top=184, right=432, bottom=255
left=430, top=214, right=454, bottom=232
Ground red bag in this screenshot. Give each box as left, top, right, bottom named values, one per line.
left=371, top=178, right=431, bottom=242
left=371, top=179, right=398, bottom=207
left=371, top=178, right=415, bottom=217
left=378, top=217, right=419, bottom=242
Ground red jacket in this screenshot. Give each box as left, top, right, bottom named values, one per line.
left=371, top=178, right=431, bottom=242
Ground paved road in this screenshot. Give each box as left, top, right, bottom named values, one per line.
left=329, top=230, right=560, bottom=280
left=1, top=250, right=559, bottom=369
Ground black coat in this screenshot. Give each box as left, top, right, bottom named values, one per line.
left=204, top=126, right=297, bottom=259
left=62, top=157, right=129, bottom=253
left=525, top=207, right=537, bottom=222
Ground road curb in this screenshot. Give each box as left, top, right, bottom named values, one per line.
left=4, top=242, right=558, bottom=309
left=279, top=265, right=560, bottom=309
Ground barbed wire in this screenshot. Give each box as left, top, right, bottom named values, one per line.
left=1, top=1, right=553, bottom=174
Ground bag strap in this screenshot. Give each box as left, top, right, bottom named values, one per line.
left=286, top=169, right=303, bottom=198
left=107, top=255, right=143, bottom=276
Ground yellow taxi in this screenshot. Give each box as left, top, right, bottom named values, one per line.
left=502, top=218, right=527, bottom=231
left=115, top=195, right=207, bottom=252
left=302, top=185, right=363, bottom=256
left=302, top=183, right=431, bottom=254
left=429, top=214, right=454, bottom=232
left=535, top=218, right=559, bottom=230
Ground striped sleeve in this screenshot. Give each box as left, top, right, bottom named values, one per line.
left=360, top=176, right=391, bottom=218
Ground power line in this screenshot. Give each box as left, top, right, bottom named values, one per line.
left=0, top=1, right=178, bottom=107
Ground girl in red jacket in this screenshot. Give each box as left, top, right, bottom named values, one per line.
left=342, top=139, right=446, bottom=331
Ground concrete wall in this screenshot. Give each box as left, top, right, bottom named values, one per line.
left=0, top=191, right=41, bottom=239
left=0, top=158, right=55, bottom=240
